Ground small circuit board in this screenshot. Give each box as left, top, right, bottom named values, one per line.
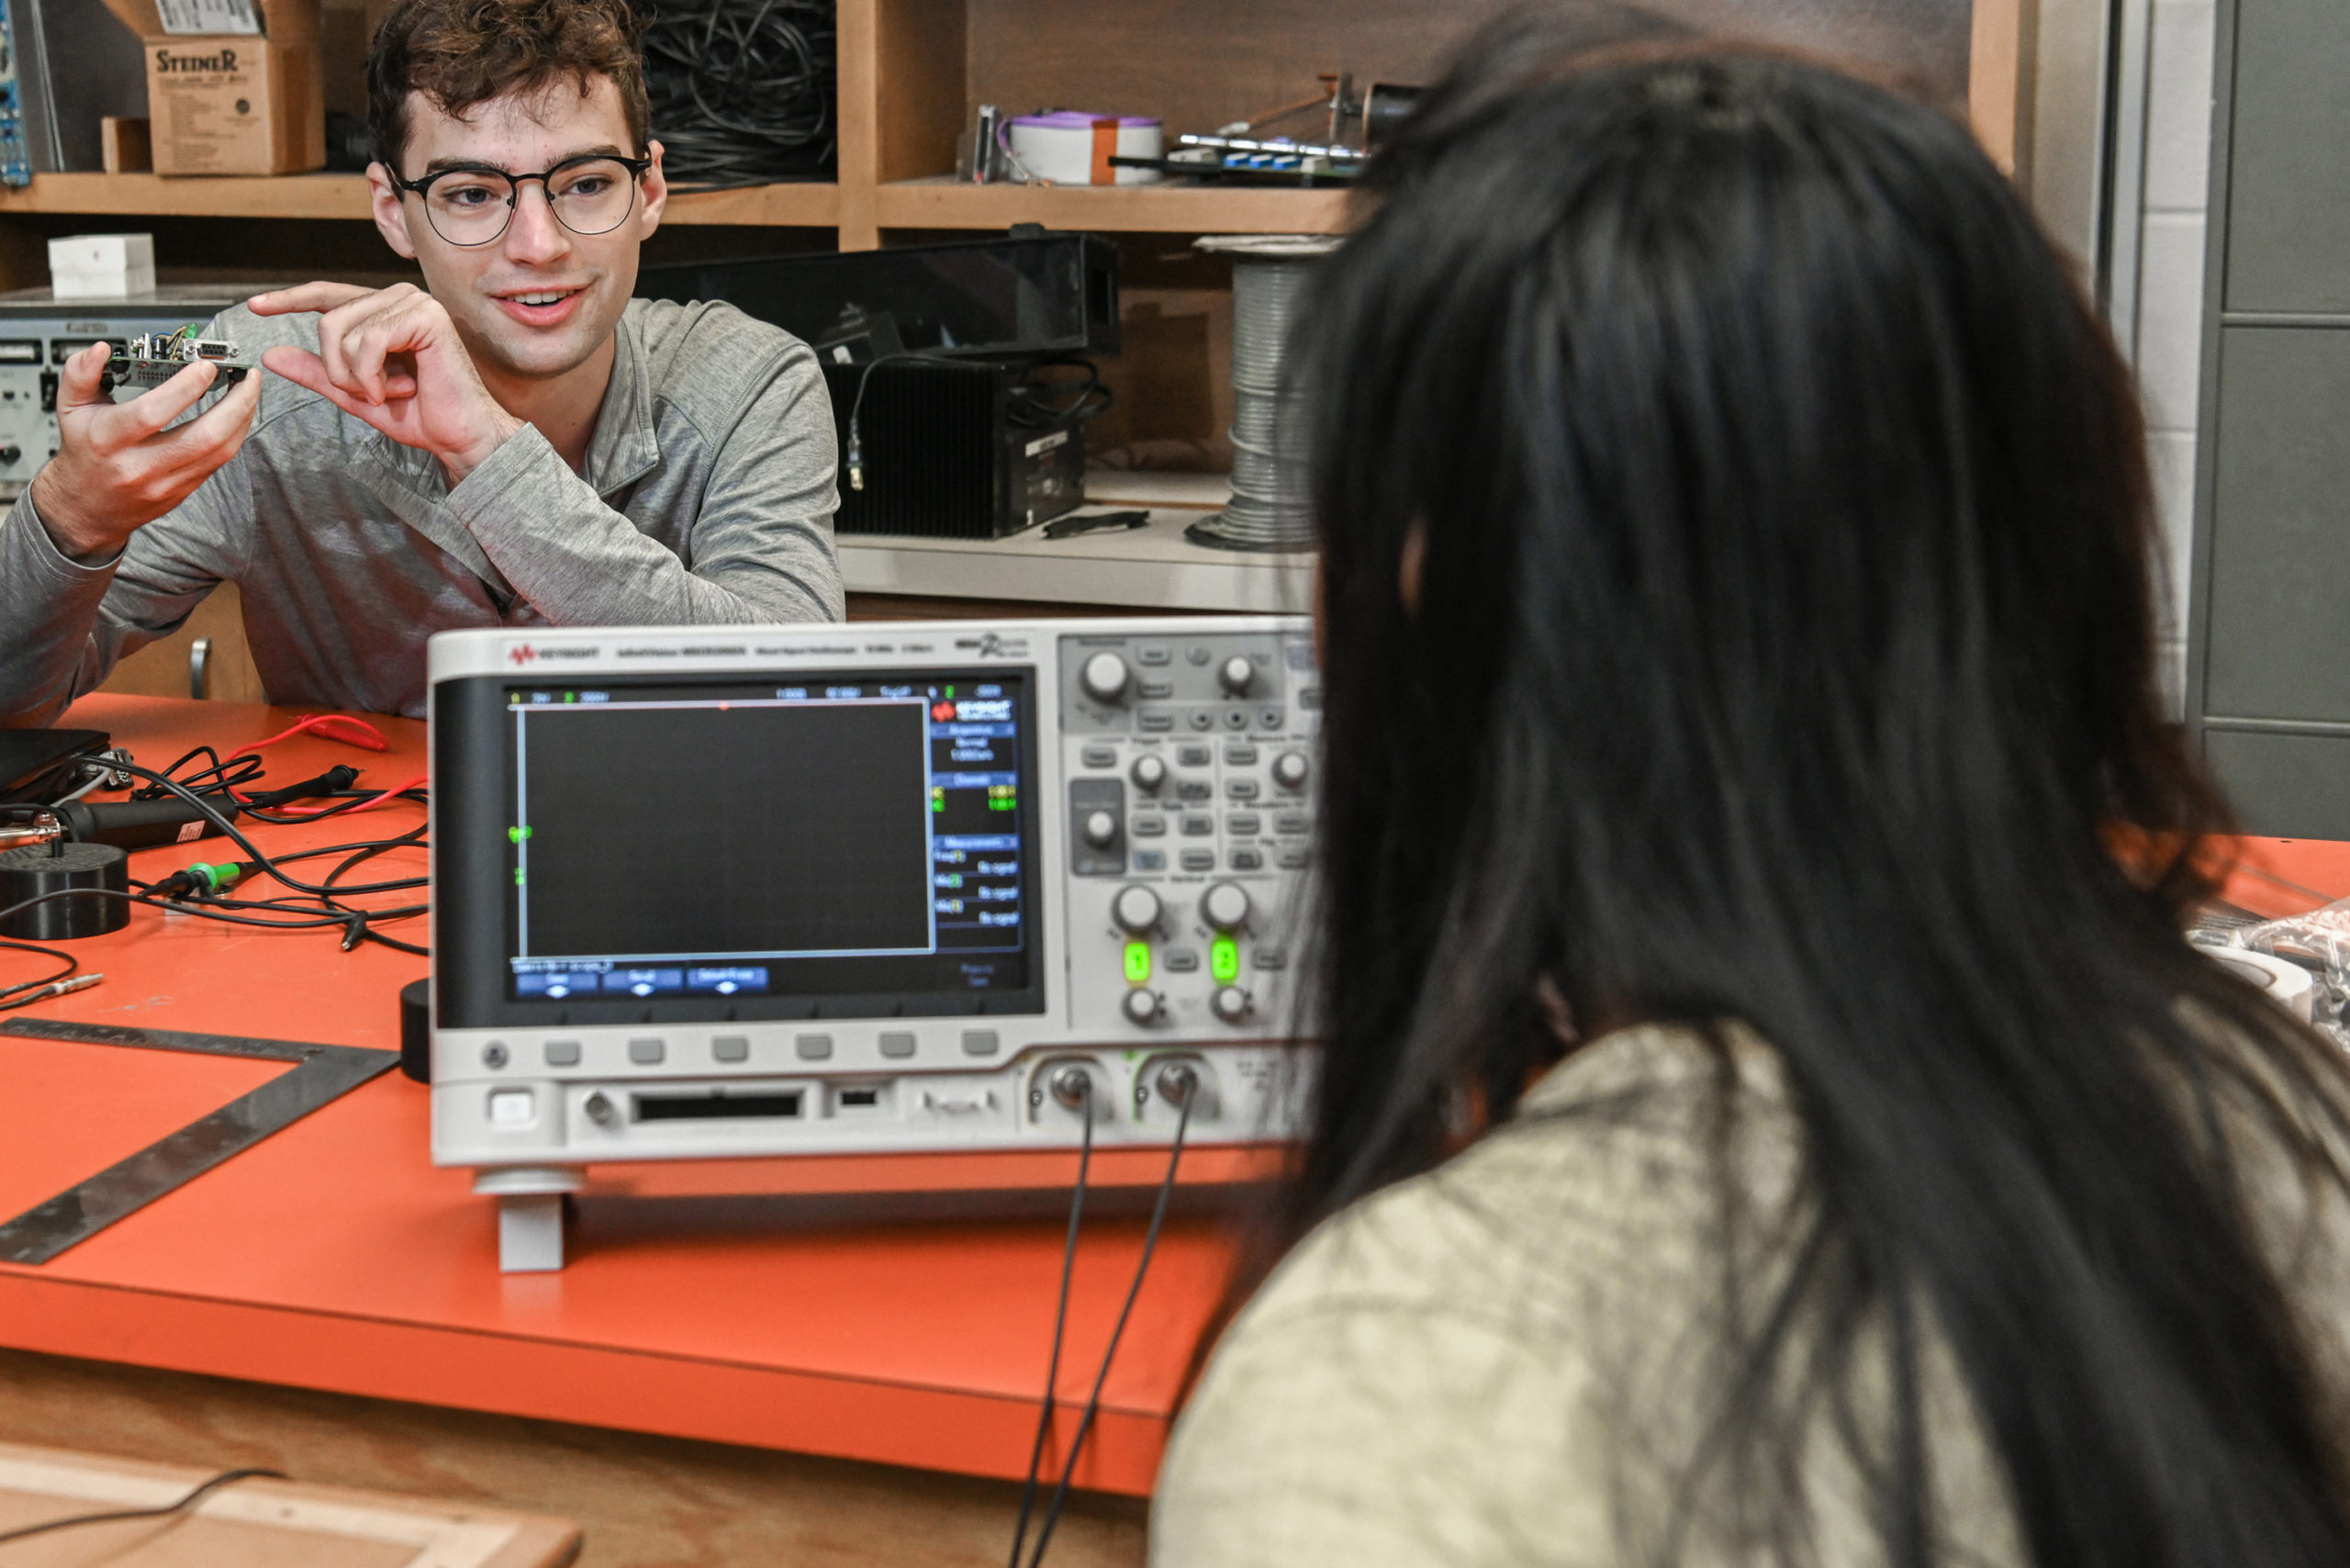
left=100, top=325, right=257, bottom=395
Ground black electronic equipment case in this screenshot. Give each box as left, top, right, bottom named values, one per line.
left=821, top=357, right=1087, bottom=538
left=635, top=230, right=1119, bottom=360
left=0, top=728, right=108, bottom=804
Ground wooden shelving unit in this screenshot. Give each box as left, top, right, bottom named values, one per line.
left=0, top=173, right=843, bottom=227
left=0, top=166, right=1335, bottom=238
left=873, top=177, right=1348, bottom=235
left=7, top=0, right=2035, bottom=627
left=0, top=172, right=376, bottom=219
left=0, top=0, right=2031, bottom=252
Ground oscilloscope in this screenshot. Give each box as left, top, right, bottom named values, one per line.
left=429, top=615, right=1317, bottom=1268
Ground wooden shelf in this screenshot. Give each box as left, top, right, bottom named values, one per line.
left=875, top=176, right=1349, bottom=234
left=839, top=501, right=1313, bottom=612
left=667, top=183, right=840, bottom=227
left=0, top=173, right=840, bottom=228
left=0, top=173, right=375, bottom=218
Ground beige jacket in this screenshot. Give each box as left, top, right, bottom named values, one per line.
left=1153, top=1020, right=2350, bottom=1567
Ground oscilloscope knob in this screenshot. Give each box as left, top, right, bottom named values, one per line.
left=1123, top=988, right=1164, bottom=1025
left=1201, top=881, right=1250, bottom=932
left=1113, top=884, right=1162, bottom=935
left=1212, top=986, right=1252, bottom=1025
left=1082, top=810, right=1119, bottom=848
left=1217, top=655, right=1255, bottom=696
left=1080, top=651, right=1132, bottom=704
left=1128, top=754, right=1167, bottom=791
left=1272, top=751, right=1309, bottom=790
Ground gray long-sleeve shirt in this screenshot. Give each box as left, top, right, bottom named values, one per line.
left=0, top=296, right=845, bottom=724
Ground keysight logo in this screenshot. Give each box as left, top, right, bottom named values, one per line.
left=508, top=644, right=596, bottom=666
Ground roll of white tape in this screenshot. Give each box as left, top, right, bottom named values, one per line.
left=2203, top=944, right=2319, bottom=1023
left=1006, top=113, right=1163, bottom=185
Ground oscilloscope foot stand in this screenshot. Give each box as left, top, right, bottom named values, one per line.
left=475, top=1166, right=586, bottom=1272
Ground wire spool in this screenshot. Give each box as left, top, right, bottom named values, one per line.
left=1188, top=234, right=1339, bottom=553
left=637, top=0, right=838, bottom=188
left=0, top=841, right=129, bottom=940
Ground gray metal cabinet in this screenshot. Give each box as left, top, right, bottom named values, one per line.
left=2219, top=0, right=2350, bottom=314
left=2187, top=0, right=2350, bottom=834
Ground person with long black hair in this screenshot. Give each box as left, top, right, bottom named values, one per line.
left=1152, top=31, right=2350, bottom=1568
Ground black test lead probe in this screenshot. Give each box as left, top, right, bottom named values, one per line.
left=0, top=753, right=433, bottom=1000
left=1010, top=1062, right=1199, bottom=1568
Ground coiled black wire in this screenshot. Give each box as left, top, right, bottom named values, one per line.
left=639, top=0, right=837, bottom=189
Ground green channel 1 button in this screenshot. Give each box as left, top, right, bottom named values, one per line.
left=1211, top=935, right=1240, bottom=984
left=1124, top=941, right=1152, bottom=986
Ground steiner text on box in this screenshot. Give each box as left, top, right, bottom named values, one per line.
left=102, top=0, right=323, bottom=175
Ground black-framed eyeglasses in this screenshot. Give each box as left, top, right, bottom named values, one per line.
left=391, top=153, right=653, bottom=247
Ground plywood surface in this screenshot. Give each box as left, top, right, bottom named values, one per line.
left=0, top=1350, right=1143, bottom=1568
left=0, top=1435, right=576, bottom=1567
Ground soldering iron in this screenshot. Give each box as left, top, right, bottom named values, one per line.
left=0, top=765, right=360, bottom=852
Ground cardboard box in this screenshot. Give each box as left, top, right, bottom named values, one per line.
left=99, top=0, right=324, bottom=175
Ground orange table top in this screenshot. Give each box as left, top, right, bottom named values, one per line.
left=7, top=697, right=2348, bottom=1499
left=0, top=696, right=1240, bottom=1496
left=2220, top=835, right=2350, bottom=922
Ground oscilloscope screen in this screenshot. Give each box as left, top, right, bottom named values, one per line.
left=498, top=671, right=1035, bottom=1013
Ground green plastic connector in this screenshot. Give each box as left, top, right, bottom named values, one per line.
left=186, top=861, right=244, bottom=894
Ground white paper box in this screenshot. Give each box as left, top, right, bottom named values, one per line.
left=50, top=235, right=158, bottom=300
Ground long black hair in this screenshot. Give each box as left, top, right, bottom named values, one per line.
left=1290, top=35, right=2350, bottom=1568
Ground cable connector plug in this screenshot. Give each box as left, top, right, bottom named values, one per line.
left=3, top=973, right=101, bottom=1008
left=243, top=764, right=361, bottom=810
left=846, top=424, right=866, bottom=492
left=150, top=860, right=252, bottom=902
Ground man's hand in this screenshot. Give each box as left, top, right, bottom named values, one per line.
left=28, top=341, right=263, bottom=564
left=253, top=282, right=524, bottom=486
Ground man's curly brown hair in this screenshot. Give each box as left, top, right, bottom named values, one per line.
left=367, top=0, right=650, bottom=174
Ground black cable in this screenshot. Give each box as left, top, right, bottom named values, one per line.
left=105, top=760, right=424, bottom=899
left=1, top=761, right=431, bottom=991
left=1023, top=1093, right=1195, bottom=1568
left=320, top=822, right=429, bottom=889
left=0, top=1466, right=285, bottom=1548
left=129, top=745, right=263, bottom=802
left=242, top=782, right=427, bottom=827
left=639, top=0, right=836, bottom=189
left=133, top=809, right=431, bottom=955
left=318, top=827, right=433, bottom=952
left=0, top=936, right=76, bottom=1007
left=1009, top=1088, right=1095, bottom=1568
left=1005, top=358, right=1112, bottom=430
left=0, top=886, right=427, bottom=970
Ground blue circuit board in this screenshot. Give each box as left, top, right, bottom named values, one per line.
left=0, top=0, right=31, bottom=187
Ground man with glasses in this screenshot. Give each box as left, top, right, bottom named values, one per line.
left=0, top=0, right=842, bottom=724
